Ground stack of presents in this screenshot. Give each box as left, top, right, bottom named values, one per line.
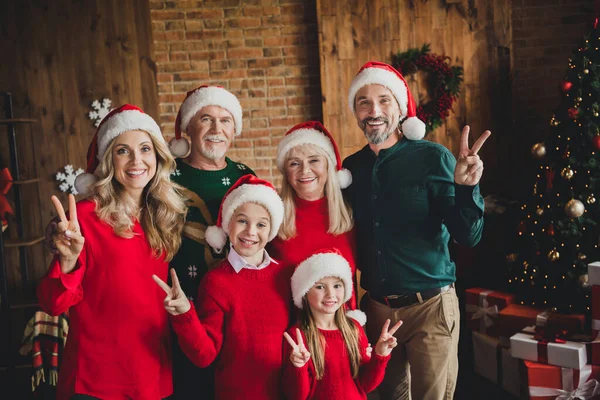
left=467, top=261, right=600, bottom=399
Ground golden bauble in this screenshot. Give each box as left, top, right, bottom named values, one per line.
left=565, top=199, right=585, bottom=218
left=578, top=253, right=587, bottom=261
left=584, top=69, right=590, bottom=74
left=595, top=112, right=599, bottom=117
left=561, top=167, right=574, bottom=180
left=531, top=142, right=547, bottom=160
left=548, top=249, right=560, bottom=262
left=536, top=208, right=544, bottom=216
left=579, top=274, right=590, bottom=288
left=506, top=253, right=518, bottom=263
left=588, top=194, right=597, bottom=204
left=578, top=97, right=583, bottom=101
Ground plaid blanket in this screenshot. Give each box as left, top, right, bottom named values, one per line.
left=20, top=311, right=69, bottom=392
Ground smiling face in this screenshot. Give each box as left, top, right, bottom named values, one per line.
left=186, top=105, right=235, bottom=162
left=354, top=84, right=402, bottom=146
left=228, top=202, right=271, bottom=266
left=306, top=276, right=345, bottom=318
left=112, top=129, right=157, bottom=203
left=284, top=145, right=329, bottom=201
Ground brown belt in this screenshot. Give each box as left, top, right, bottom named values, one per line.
left=369, top=284, right=453, bottom=309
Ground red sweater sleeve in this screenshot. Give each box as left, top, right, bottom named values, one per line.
left=356, top=324, right=390, bottom=393
left=37, top=249, right=86, bottom=316
left=169, top=279, right=225, bottom=368
left=282, top=328, right=312, bottom=400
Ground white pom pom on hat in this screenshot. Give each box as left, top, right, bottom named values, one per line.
left=205, top=174, right=284, bottom=254
left=276, top=121, right=352, bottom=189
left=348, top=61, right=426, bottom=140
left=74, top=104, right=165, bottom=196
left=171, top=85, right=243, bottom=158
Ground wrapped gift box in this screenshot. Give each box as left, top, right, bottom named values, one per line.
left=524, top=360, right=600, bottom=400
left=589, top=261, right=600, bottom=286
left=511, top=328, right=587, bottom=370
left=465, top=288, right=514, bottom=336
left=472, top=331, right=522, bottom=397
left=496, top=304, right=585, bottom=339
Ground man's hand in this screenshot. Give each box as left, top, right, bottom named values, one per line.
left=454, top=125, right=491, bottom=186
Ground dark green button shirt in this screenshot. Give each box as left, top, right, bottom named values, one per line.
left=342, top=138, right=484, bottom=296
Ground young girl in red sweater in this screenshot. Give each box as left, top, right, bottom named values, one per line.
left=153, top=175, right=292, bottom=400
left=283, top=249, right=402, bottom=400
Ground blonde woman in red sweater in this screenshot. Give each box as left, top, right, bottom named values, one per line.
left=283, top=249, right=402, bottom=399
left=38, top=105, right=186, bottom=400
left=269, top=121, right=360, bottom=313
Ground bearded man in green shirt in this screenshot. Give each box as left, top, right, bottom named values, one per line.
left=343, top=61, right=490, bottom=400
left=168, top=85, right=255, bottom=400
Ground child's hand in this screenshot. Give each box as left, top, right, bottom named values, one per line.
left=374, top=319, right=402, bottom=357
left=284, top=328, right=311, bottom=368
left=153, top=268, right=191, bottom=315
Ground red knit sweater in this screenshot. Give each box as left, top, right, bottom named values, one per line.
left=268, top=196, right=358, bottom=309
left=170, top=259, right=294, bottom=400
left=37, top=199, right=172, bottom=400
left=282, top=321, right=389, bottom=400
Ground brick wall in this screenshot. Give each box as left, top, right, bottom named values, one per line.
left=149, top=0, right=322, bottom=183
left=510, top=0, right=595, bottom=198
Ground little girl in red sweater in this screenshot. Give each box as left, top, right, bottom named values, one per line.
left=283, top=249, right=402, bottom=400
left=153, top=175, right=293, bottom=400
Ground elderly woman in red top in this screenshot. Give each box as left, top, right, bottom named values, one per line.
left=268, top=121, right=360, bottom=314
left=37, top=105, right=186, bottom=400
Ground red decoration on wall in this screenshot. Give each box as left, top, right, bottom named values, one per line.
left=0, top=168, right=14, bottom=221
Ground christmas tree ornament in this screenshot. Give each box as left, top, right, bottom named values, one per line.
left=506, top=253, right=518, bottom=263
left=568, top=107, right=580, bottom=118
left=584, top=68, right=590, bottom=74
left=564, top=199, right=585, bottom=218
left=588, top=194, right=596, bottom=204
left=577, top=253, right=587, bottom=260
left=577, top=96, right=583, bottom=102
left=593, top=134, right=600, bottom=150
left=547, top=249, right=560, bottom=262
left=578, top=274, right=589, bottom=288
left=560, top=167, right=574, bottom=180
left=536, top=208, right=544, bottom=216
left=595, top=112, right=599, bottom=117
left=560, top=80, right=573, bottom=92
left=531, top=142, right=546, bottom=159
left=548, top=223, right=555, bottom=236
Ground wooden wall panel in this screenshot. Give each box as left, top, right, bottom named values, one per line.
left=317, top=0, right=512, bottom=193
left=0, top=0, right=158, bottom=385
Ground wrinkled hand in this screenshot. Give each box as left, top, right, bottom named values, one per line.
left=284, top=328, right=311, bottom=368
left=153, top=269, right=191, bottom=315
left=454, top=125, right=491, bottom=186
left=374, top=319, right=402, bottom=357
left=51, top=195, right=84, bottom=273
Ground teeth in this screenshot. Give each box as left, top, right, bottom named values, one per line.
left=298, top=178, right=316, bottom=182
left=240, top=238, right=257, bottom=245
left=127, top=170, right=145, bottom=175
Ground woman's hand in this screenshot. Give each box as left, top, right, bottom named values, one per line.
left=284, top=328, right=311, bottom=368
left=153, top=268, right=191, bottom=315
left=454, top=125, right=491, bottom=186
left=51, top=194, right=84, bottom=274
left=374, top=319, right=402, bottom=357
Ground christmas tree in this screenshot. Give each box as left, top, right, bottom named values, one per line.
left=506, top=20, right=600, bottom=314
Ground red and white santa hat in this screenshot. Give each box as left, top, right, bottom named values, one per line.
left=205, top=174, right=284, bottom=253
left=291, top=248, right=366, bottom=325
left=348, top=61, right=426, bottom=140
left=276, top=121, right=352, bottom=189
left=74, top=104, right=164, bottom=196
left=169, top=85, right=243, bottom=158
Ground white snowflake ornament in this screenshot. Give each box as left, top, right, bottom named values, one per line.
left=56, top=165, right=85, bottom=195
left=88, top=98, right=113, bottom=127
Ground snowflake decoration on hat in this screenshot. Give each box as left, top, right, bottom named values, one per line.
left=88, top=98, right=113, bottom=127
left=56, top=165, right=85, bottom=195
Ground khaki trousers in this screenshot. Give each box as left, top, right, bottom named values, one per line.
left=363, top=287, right=460, bottom=400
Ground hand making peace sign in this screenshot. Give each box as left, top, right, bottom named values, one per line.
left=51, top=194, right=85, bottom=274
left=284, top=328, right=311, bottom=368
left=153, top=269, right=191, bottom=315
left=374, top=319, right=402, bottom=357
left=454, top=125, right=491, bottom=186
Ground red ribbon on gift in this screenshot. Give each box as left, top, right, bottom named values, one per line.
left=534, top=326, right=568, bottom=364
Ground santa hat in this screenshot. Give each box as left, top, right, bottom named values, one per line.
left=348, top=61, right=426, bottom=140
left=74, top=104, right=164, bottom=196
left=170, top=85, right=243, bottom=158
left=291, top=248, right=366, bottom=326
left=205, top=174, right=284, bottom=253
left=276, top=121, right=352, bottom=189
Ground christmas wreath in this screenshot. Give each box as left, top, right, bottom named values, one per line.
left=392, top=44, right=463, bottom=134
